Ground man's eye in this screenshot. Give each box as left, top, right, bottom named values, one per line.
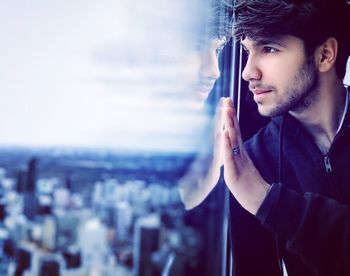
left=215, top=45, right=225, bottom=57
left=262, top=47, right=278, bottom=53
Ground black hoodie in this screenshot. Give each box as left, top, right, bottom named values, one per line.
left=230, top=88, right=350, bottom=276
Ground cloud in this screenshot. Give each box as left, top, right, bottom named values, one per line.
left=0, top=0, right=211, bottom=153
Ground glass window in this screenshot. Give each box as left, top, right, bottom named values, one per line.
left=0, top=1, right=234, bottom=275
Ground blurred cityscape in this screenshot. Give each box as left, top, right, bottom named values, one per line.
left=0, top=147, right=220, bottom=276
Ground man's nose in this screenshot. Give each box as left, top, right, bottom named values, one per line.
left=242, top=55, right=262, bottom=82
left=199, top=52, right=221, bottom=81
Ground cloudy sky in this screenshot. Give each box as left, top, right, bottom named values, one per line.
left=0, top=0, right=212, bottom=153
left=2, top=1, right=348, bottom=153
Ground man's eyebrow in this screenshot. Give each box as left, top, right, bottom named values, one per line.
left=254, top=38, right=285, bottom=47
left=241, top=38, right=286, bottom=49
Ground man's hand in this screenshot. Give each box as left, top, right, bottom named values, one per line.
left=221, top=97, right=270, bottom=215
left=179, top=97, right=269, bottom=213
left=178, top=98, right=226, bottom=209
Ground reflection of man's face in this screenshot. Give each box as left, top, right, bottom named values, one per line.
left=195, top=38, right=226, bottom=103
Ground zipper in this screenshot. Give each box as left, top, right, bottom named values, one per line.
left=322, top=88, right=349, bottom=174
left=323, top=120, right=350, bottom=174
left=324, top=155, right=332, bottom=173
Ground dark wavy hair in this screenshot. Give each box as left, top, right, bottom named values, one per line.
left=198, top=0, right=234, bottom=43
left=232, top=0, right=350, bottom=79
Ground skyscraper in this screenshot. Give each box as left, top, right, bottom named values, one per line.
left=133, top=214, right=160, bottom=276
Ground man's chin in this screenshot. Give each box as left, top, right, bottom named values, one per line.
left=257, top=104, right=282, bottom=118
left=197, top=91, right=210, bottom=102
left=257, top=109, right=270, bottom=117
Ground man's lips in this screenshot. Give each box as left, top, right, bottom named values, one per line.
left=198, top=86, right=212, bottom=93
left=198, top=82, right=215, bottom=92
left=251, top=88, right=273, bottom=102
left=252, top=88, right=272, bottom=95
left=196, top=82, right=215, bottom=99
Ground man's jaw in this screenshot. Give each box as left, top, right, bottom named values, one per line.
left=196, top=81, right=216, bottom=101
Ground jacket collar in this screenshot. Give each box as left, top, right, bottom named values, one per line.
left=343, top=86, right=350, bottom=128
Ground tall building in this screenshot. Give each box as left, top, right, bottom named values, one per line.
left=115, top=201, right=133, bottom=244
left=78, top=218, right=108, bottom=267
left=26, top=158, right=37, bottom=193
left=23, top=158, right=38, bottom=220
left=41, top=212, right=57, bottom=251
left=133, top=214, right=160, bottom=276
left=16, top=170, right=26, bottom=193
left=38, top=255, right=62, bottom=276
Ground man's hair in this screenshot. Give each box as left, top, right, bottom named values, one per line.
left=233, top=0, right=350, bottom=79
left=202, top=0, right=233, bottom=41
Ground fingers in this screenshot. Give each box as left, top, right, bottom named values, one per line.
left=214, top=97, right=244, bottom=168
left=222, top=130, right=233, bottom=159
left=222, top=129, right=239, bottom=183
left=213, top=99, right=223, bottom=143
left=214, top=98, right=224, bottom=133
left=221, top=97, right=243, bottom=150
left=220, top=97, right=246, bottom=172
left=231, top=109, right=243, bottom=148
left=212, top=98, right=224, bottom=165
left=224, top=106, right=238, bottom=149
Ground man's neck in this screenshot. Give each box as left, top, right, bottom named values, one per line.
left=289, top=76, right=346, bottom=154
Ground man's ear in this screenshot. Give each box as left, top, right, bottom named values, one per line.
left=315, top=37, right=338, bottom=73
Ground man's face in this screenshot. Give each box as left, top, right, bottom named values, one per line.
left=241, top=35, right=319, bottom=117
left=195, top=37, right=226, bottom=103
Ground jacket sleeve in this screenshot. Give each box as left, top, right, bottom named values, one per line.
left=230, top=194, right=283, bottom=276
left=256, top=183, right=350, bottom=276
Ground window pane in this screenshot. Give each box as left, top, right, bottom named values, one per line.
left=0, top=1, right=231, bottom=275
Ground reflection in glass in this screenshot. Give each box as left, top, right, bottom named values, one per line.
left=0, top=0, right=232, bottom=275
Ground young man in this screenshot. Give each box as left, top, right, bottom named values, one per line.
left=180, top=0, right=350, bottom=275
left=220, top=0, right=350, bottom=275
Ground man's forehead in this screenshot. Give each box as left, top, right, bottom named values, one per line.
left=240, top=35, right=293, bottom=48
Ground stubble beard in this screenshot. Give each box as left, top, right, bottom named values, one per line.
left=258, top=56, right=319, bottom=117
